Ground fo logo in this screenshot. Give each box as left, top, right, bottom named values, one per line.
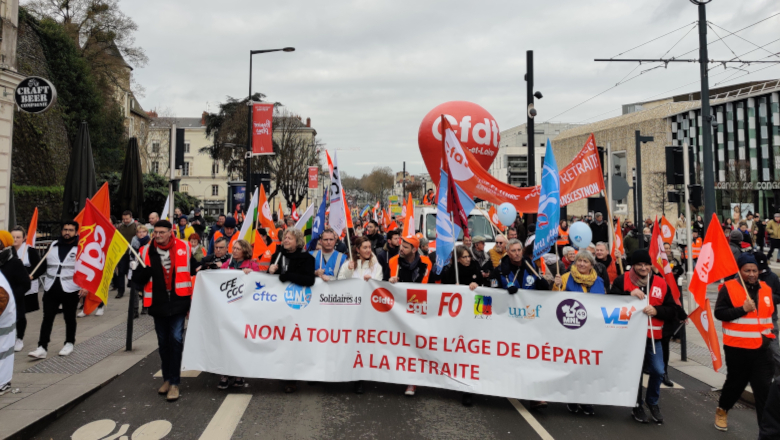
left=556, top=299, right=587, bottom=329
left=371, top=288, right=394, bottom=312
left=284, top=284, right=312, bottom=310
left=407, top=289, right=427, bottom=315
left=474, top=295, right=492, bottom=318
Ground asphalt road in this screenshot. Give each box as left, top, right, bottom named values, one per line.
left=31, top=349, right=760, bottom=440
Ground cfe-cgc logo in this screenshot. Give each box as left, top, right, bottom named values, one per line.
left=252, top=282, right=277, bottom=302
left=407, top=289, right=427, bottom=315
left=509, top=304, right=542, bottom=320
left=474, top=294, right=493, bottom=319
left=556, top=299, right=587, bottom=329
left=284, top=284, right=312, bottom=310
left=221, top=277, right=244, bottom=304
left=601, top=306, right=636, bottom=328
left=371, top=288, right=394, bottom=312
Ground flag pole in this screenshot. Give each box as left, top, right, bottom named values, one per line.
left=555, top=243, right=560, bottom=276
left=475, top=206, right=501, bottom=236
left=451, top=213, right=459, bottom=285
left=647, top=272, right=656, bottom=354
left=345, top=227, right=354, bottom=261
left=29, top=245, right=53, bottom=278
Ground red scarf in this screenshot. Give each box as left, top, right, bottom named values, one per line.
left=154, top=236, right=176, bottom=291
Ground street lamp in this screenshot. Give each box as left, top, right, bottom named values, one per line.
left=245, top=47, right=295, bottom=204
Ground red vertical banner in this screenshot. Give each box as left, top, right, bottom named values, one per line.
left=252, top=102, right=274, bottom=155
left=308, top=166, right=319, bottom=189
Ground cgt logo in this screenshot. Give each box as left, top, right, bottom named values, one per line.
left=474, top=295, right=492, bottom=319
left=407, top=289, right=427, bottom=315
left=252, top=282, right=277, bottom=302
left=601, top=306, right=636, bottom=326
left=371, top=288, right=395, bottom=312
left=221, top=278, right=244, bottom=303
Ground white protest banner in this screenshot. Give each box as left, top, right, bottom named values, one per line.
left=183, top=272, right=647, bottom=406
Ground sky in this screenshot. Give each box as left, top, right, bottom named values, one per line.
left=123, top=0, right=780, bottom=177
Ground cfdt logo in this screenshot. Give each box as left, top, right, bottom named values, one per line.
left=474, top=295, right=492, bottom=319
left=556, top=299, right=587, bottom=329
left=601, top=306, right=635, bottom=327
left=407, top=289, right=427, bottom=315
left=509, top=304, right=542, bottom=320
left=220, top=277, right=244, bottom=304
left=284, top=284, right=312, bottom=310
left=252, top=282, right=277, bottom=302
left=371, top=288, right=395, bottom=313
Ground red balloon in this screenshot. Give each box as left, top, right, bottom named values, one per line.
left=418, top=101, right=500, bottom=186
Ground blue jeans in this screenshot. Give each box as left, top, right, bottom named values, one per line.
left=638, top=339, right=664, bottom=406
left=153, top=313, right=186, bottom=386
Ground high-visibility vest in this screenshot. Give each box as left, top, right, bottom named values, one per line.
left=557, top=227, right=569, bottom=246
left=624, top=274, right=667, bottom=339
left=140, top=238, right=193, bottom=307
left=388, top=255, right=432, bottom=284
left=685, top=237, right=702, bottom=259
left=722, top=279, right=775, bottom=349
left=213, top=231, right=239, bottom=253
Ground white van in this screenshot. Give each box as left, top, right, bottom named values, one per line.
left=413, top=206, right=497, bottom=252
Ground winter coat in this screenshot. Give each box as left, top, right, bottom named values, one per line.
left=269, top=248, right=316, bottom=287
left=442, top=260, right=486, bottom=287
left=221, top=257, right=261, bottom=272
left=767, top=219, right=780, bottom=240
left=338, top=255, right=383, bottom=280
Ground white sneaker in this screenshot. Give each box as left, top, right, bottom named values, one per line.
left=95, top=307, right=104, bottom=316
left=14, top=338, right=23, bottom=352
left=77, top=310, right=86, bottom=318
left=59, top=343, right=74, bottom=356
left=405, top=385, right=416, bottom=396
left=28, top=346, right=47, bottom=359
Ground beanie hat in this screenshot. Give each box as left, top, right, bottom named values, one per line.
left=631, top=249, right=652, bottom=266
left=156, top=220, right=173, bottom=229
left=737, top=253, right=758, bottom=269
left=179, top=215, right=188, bottom=223
left=0, top=231, right=12, bottom=248
left=403, top=236, right=419, bottom=249
left=754, top=251, right=769, bottom=273
left=224, top=217, right=237, bottom=228
left=730, top=229, right=743, bottom=241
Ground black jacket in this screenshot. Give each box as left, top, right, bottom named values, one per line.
left=609, top=273, right=681, bottom=325
left=376, top=244, right=400, bottom=281
left=715, top=279, right=772, bottom=348
left=131, top=243, right=191, bottom=318
left=759, top=270, right=780, bottom=321
left=442, top=261, right=486, bottom=286
left=0, top=247, right=31, bottom=300
left=366, top=232, right=386, bottom=253
left=270, top=248, right=315, bottom=287
left=590, top=221, right=609, bottom=244
left=394, top=254, right=427, bottom=283
left=198, top=253, right=230, bottom=272
left=190, top=214, right=206, bottom=237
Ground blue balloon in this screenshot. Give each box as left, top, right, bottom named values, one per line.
left=497, top=203, right=517, bottom=227
left=568, top=221, right=592, bottom=249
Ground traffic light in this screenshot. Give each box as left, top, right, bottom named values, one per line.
left=689, top=184, right=703, bottom=208
left=665, top=146, right=695, bottom=185
left=667, top=191, right=681, bottom=203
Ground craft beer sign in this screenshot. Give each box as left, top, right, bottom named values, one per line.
left=15, top=77, right=57, bottom=113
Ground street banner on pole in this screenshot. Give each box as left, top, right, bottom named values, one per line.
left=183, top=272, right=647, bottom=407
left=308, top=166, right=319, bottom=189
left=252, top=103, right=274, bottom=155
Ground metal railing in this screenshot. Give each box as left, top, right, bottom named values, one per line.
left=710, top=79, right=780, bottom=101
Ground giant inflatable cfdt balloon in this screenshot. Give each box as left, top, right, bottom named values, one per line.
left=418, top=101, right=500, bottom=185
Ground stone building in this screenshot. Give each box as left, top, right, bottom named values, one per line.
left=552, top=79, right=780, bottom=223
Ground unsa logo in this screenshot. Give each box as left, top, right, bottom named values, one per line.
left=371, top=288, right=394, bottom=312
left=284, top=284, right=312, bottom=310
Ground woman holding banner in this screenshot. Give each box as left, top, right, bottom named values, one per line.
left=338, top=236, right=382, bottom=281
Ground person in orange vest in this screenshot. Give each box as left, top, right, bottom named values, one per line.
left=556, top=220, right=570, bottom=255
left=132, top=220, right=193, bottom=402
left=684, top=230, right=703, bottom=265
left=422, top=188, right=436, bottom=205
left=713, top=253, right=775, bottom=432
left=211, top=217, right=239, bottom=254
left=609, top=249, right=680, bottom=425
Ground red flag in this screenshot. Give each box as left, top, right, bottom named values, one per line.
left=649, top=217, right=682, bottom=306
left=689, top=299, right=724, bottom=371
left=441, top=116, right=470, bottom=238
left=291, top=203, right=299, bottom=222
left=26, top=207, right=39, bottom=247
left=688, top=213, right=738, bottom=307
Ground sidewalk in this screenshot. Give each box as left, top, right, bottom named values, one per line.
left=0, top=292, right=159, bottom=440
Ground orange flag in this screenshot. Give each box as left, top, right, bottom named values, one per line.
left=74, top=182, right=111, bottom=227
left=26, top=207, right=39, bottom=247
left=343, top=196, right=353, bottom=229
left=488, top=205, right=506, bottom=232
left=650, top=217, right=682, bottom=306
left=689, top=299, right=723, bottom=371
left=659, top=216, right=676, bottom=244
left=688, top=213, right=738, bottom=307
left=612, top=217, right=625, bottom=256
left=401, top=193, right=415, bottom=239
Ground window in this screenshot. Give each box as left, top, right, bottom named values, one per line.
left=183, top=162, right=190, bottom=176
left=184, top=142, right=190, bottom=153
left=151, top=161, right=159, bottom=174
left=181, top=184, right=189, bottom=193
left=212, top=162, right=219, bottom=175
left=212, top=185, right=219, bottom=196
left=152, top=141, right=160, bottom=153
left=506, top=155, right=529, bottom=187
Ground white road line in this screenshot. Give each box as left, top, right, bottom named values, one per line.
left=507, top=398, right=554, bottom=440
left=154, top=370, right=201, bottom=378
left=198, top=394, right=252, bottom=440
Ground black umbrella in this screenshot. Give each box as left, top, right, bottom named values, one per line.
left=117, top=137, right=144, bottom=219
left=61, top=121, right=98, bottom=221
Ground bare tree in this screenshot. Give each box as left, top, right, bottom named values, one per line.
left=405, top=180, right=424, bottom=201
left=137, top=108, right=179, bottom=175
left=645, top=171, right=673, bottom=216
left=362, top=167, right=394, bottom=206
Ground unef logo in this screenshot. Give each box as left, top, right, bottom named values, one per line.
left=556, top=299, right=587, bottom=329
left=371, top=288, right=394, bottom=312
left=474, top=295, right=492, bottom=319
left=438, top=292, right=463, bottom=317
left=220, top=277, right=244, bottom=303
left=284, top=284, right=312, bottom=310
left=252, top=282, right=277, bottom=302
left=509, top=304, right=542, bottom=320
left=601, top=306, right=636, bottom=327
left=407, top=289, right=427, bottom=315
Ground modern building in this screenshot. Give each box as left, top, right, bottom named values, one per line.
left=488, top=122, right=579, bottom=186
left=553, top=79, right=780, bottom=223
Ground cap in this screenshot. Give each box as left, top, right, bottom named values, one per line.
left=472, top=235, right=486, bottom=244
left=403, top=236, right=419, bottom=249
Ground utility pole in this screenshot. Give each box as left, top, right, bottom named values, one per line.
left=526, top=50, right=535, bottom=187
left=635, top=130, right=654, bottom=249
left=402, top=161, right=406, bottom=196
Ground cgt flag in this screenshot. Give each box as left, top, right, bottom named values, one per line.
left=688, top=213, right=738, bottom=307
left=689, top=299, right=723, bottom=371
left=73, top=199, right=130, bottom=308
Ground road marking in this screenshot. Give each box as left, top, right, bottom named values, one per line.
left=507, top=398, right=554, bottom=440
left=642, top=374, right=685, bottom=389
left=198, top=394, right=252, bottom=440
left=154, top=370, right=201, bottom=378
